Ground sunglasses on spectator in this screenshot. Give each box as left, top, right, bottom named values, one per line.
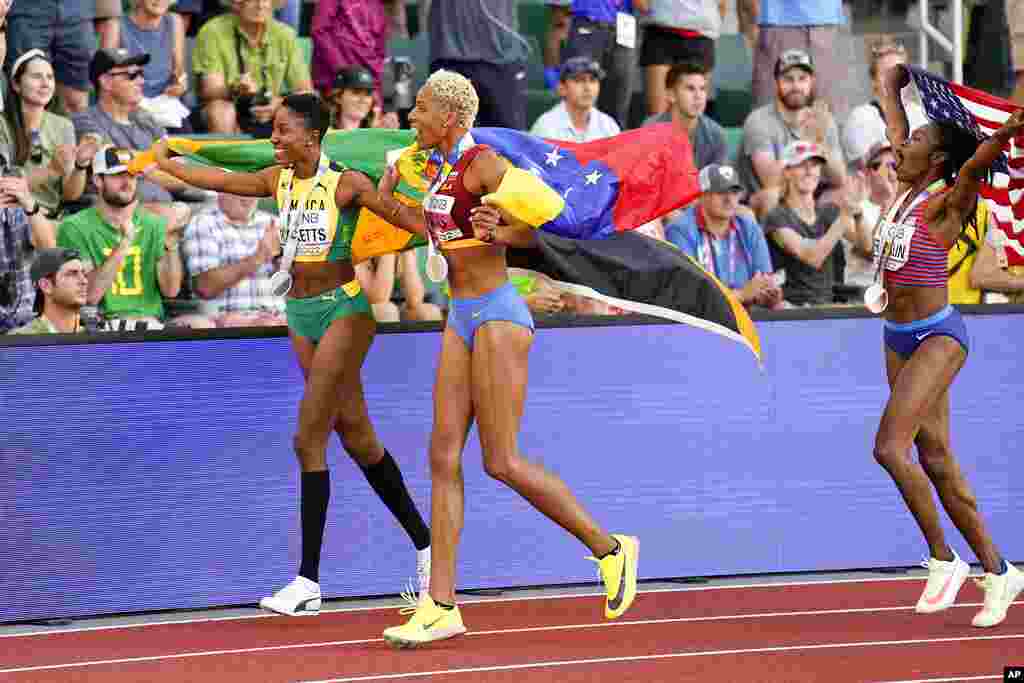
left=870, top=41, right=907, bottom=57
left=869, top=160, right=897, bottom=171
left=110, top=69, right=145, bottom=81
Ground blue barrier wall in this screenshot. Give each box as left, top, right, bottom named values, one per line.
left=2, top=312, right=1022, bottom=623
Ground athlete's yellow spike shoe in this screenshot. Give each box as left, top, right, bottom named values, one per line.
left=383, top=593, right=467, bottom=649
left=588, top=534, right=640, bottom=619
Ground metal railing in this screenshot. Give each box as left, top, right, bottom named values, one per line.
left=918, top=0, right=963, bottom=83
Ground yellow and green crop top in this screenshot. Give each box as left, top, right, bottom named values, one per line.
left=275, top=161, right=357, bottom=263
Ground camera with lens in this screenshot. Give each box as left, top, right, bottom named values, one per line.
left=381, top=57, right=415, bottom=112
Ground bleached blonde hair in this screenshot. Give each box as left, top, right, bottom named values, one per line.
left=424, top=69, right=479, bottom=129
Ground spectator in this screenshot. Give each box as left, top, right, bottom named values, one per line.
left=665, top=163, right=781, bottom=308
left=641, top=0, right=722, bottom=117
left=841, top=39, right=907, bottom=168
left=311, top=0, right=391, bottom=97
left=8, top=247, right=87, bottom=334
left=182, top=192, right=287, bottom=327
left=192, top=0, right=312, bottom=137
left=967, top=216, right=1024, bottom=303
left=331, top=66, right=382, bottom=131
left=73, top=48, right=196, bottom=227
left=947, top=201, right=990, bottom=305
left=530, top=56, right=620, bottom=142
left=121, top=0, right=189, bottom=105
left=1010, top=0, right=1024, bottom=103
left=543, top=2, right=573, bottom=88
left=742, top=0, right=851, bottom=122
left=841, top=140, right=894, bottom=290
left=356, top=253, right=400, bottom=322
left=0, top=142, right=58, bottom=333
left=642, top=60, right=728, bottom=171
left=559, top=0, right=650, bottom=128
left=2, top=49, right=98, bottom=218
left=736, top=48, right=846, bottom=220
left=428, top=0, right=530, bottom=129
left=5, top=0, right=95, bottom=113
left=56, top=147, right=201, bottom=329
left=396, top=249, right=443, bottom=321
left=95, top=0, right=122, bottom=51
left=762, top=141, right=854, bottom=306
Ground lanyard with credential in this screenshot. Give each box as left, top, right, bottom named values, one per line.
left=422, top=134, right=475, bottom=283
left=269, top=154, right=331, bottom=297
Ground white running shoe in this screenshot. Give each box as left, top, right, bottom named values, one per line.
left=915, top=549, right=970, bottom=614
left=972, top=560, right=1024, bottom=628
left=259, top=575, right=322, bottom=616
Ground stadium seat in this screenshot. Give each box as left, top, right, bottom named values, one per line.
left=526, top=89, right=560, bottom=130
left=711, top=34, right=753, bottom=127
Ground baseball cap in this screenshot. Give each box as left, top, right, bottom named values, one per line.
left=92, top=146, right=136, bottom=176
left=781, top=140, right=827, bottom=168
left=775, top=49, right=814, bottom=78
left=560, top=56, right=605, bottom=81
left=90, top=48, right=150, bottom=84
left=334, top=66, right=375, bottom=91
left=30, top=248, right=82, bottom=285
left=698, top=164, right=743, bottom=193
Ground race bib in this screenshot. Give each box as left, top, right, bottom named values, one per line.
left=616, top=12, right=637, bottom=48
left=424, top=194, right=463, bottom=242
left=292, top=209, right=331, bottom=257
left=873, top=220, right=915, bottom=272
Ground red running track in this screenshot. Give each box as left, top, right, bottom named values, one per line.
left=1, top=577, right=1020, bottom=682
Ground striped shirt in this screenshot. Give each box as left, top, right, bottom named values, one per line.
left=182, top=208, right=285, bottom=315
left=884, top=199, right=949, bottom=288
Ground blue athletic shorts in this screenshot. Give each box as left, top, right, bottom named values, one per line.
left=447, top=281, right=534, bottom=350
left=883, top=305, right=970, bottom=360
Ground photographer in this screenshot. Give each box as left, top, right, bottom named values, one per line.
left=0, top=149, right=57, bottom=333
left=192, top=0, right=312, bottom=136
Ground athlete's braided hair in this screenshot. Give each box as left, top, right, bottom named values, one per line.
left=424, top=70, right=479, bottom=129
left=933, top=120, right=986, bottom=242
left=282, top=93, right=332, bottom=142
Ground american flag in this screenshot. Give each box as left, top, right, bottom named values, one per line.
left=906, top=67, right=1024, bottom=264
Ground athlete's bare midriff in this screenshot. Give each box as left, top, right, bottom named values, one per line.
left=290, top=260, right=356, bottom=299
left=444, top=244, right=510, bottom=299
left=884, top=283, right=949, bottom=324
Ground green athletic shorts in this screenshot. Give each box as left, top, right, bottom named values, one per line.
left=285, top=281, right=372, bottom=343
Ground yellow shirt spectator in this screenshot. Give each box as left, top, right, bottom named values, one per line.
left=948, top=201, right=988, bottom=304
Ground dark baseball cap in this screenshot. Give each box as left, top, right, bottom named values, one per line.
left=334, top=66, right=375, bottom=91
left=775, top=49, right=814, bottom=78
left=90, top=48, right=150, bottom=84
left=698, top=164, right=743, bottom=193
left=31, top=248, right=82, bottom=285
left=560, top=56, right=605, bottom=81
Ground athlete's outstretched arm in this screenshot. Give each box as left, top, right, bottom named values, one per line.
left=152, top=139, right=278, bottom=197
left=336, top=169, right=427, bottom=237
left=930, top=109, right=1024, bottom=247
left=879, top=64, right=910, bottom=149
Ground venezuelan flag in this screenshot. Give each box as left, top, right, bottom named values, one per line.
left=140, top=125, right=760, bottom=362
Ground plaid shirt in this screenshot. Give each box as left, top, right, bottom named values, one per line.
left=0, top=208, right=35, bottom=333
left=182, top=207, right=284, bottom=314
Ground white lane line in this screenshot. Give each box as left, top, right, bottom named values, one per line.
left=301, top=635, right=1024, bottom=683
left=871, top=676, right=1002, bottom=682
left=1, top=602, right=1019, bottom=675
left=0, top=574, right=958, bottom=639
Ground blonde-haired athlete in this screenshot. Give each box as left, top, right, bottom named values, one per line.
left=373, top=70, right=640, bottom=648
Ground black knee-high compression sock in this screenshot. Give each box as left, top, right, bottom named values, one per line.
left=362, top=450, right=431, bottom=550
left=298, top=470, right=331, bottom=583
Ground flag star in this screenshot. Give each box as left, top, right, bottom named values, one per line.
left=585, top=169, right=602, bottom=185
left=545, top=148, right=563, bottom=166
left=529, top=167, right=542, bottom=177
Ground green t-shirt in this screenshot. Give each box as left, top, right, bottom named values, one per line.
left=57, top=208, right=167, bottom=320
left=8, top=316, right=58, bottom=335
left=0, top=112, right=77, bottom=212
left=191, top=14, right=310, bottom=97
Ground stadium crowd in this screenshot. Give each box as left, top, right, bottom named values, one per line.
left=1, top=0, right=1021, bottom=335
